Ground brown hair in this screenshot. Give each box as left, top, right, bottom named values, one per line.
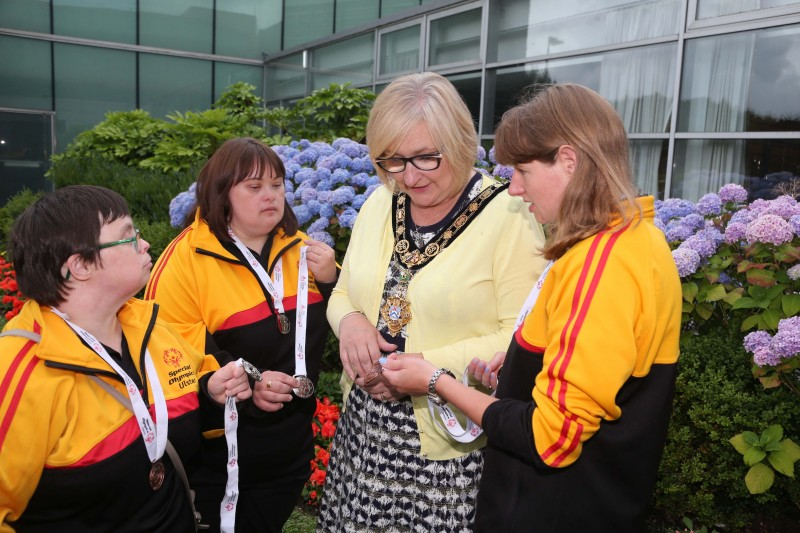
left=366, top=72, right=478, bottom=197
left=195, top=137, right=298, bottom=241
left=10, top=185, right=130, bottom=306
left=495, top=83, right=640, bottom=260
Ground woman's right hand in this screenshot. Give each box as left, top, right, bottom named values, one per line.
left=467, top=351, right=505, bottom=390
left=251, top=371, right=299, bottom=412
left=338, top=312, right=397, bottom=381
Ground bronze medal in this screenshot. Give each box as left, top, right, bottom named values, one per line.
left=293, top=375, right=315, bottom=398
left=149, top=460, right=165, bottom=491
left=276, top=313, right=291, bottom=334
left=380, top=295, right=412, bottom=335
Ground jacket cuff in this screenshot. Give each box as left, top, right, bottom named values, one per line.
left=482, top=398, right=548, bottom=469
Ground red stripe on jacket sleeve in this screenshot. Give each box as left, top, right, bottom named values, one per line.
left=0, top=322, right=41, bottom=451
left=145, top=227, right=191, bottom=300
left=540, top=229, right=625, bottom=466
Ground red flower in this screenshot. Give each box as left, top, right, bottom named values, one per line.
left=309, top=468, right=326, bottom=485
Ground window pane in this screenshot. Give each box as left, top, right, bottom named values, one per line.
left=0, top=0, right=50, bottom=32
left=216, top=0, right=282, bottom=58
left=336, top=0, right=379, bottom=33
left=381, top=0, right=420, bottom=18
left=140, top=0, right=213, bottom=53
left=380, top=25, right=420, bottom=77
left=679, top=24, right=800, bottom=133
left=631, top=140, right=668, bottom=199
left=0, top=36, right=52, bottom=111
left=53, top=44, right=135, bottom=149
left=140, top=54, right=211, bottom=119
left=487, top=0, right=681, bottom=62
left=446, top=72, right=481, bottom=128
left=53, top=0, right=136, bottom=44
left=672, top=139, right=800, bottom=201
left=429, top=8, right=481, bottom=67
left=484, top=43, right=676, bottom=135
left=696, top=0, right=800, bottom=19
left=284, top=0, right=333, bottom=50
left=312, top=34, right=374, bottom=90
left=0, top=111, right=53, bottom=203
left=266, top=54, right=306, bottom=100
left=214, top=63, right=264, bottom=102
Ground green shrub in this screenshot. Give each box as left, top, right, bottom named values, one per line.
left=651, top=329, right=800, bottom=529
left=0, top=189, right=44, bottom=248
left=49, top=156, right=197, bottom=223
left=134, top=219, right=181, bottom=266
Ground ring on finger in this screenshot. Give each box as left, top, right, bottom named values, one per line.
left=380, top=392, right=387, bottom=401
left=266, top=380, right=272, bottom=389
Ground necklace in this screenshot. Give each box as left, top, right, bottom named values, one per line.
left=379, top=178, right=508, bottom=335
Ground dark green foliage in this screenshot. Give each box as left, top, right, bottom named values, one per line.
left=134, top=218, right=181, bottom=267
left=316, top=369, right=343, bottom=405
left=49, top=156, right=197, bottom=224
left=0, top=189, right=44, bottom=248
left=651, top=329, right=800, bottom=529
left=263, top=83, right=375, bottom=143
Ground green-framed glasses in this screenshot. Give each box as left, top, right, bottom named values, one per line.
left=98, top=228, right=143, bottom=254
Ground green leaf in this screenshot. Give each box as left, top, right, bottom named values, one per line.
left=732, top=297, right=759, bottom=310
left=767, top=450, right=795, bottom=477
left=782, top=294, right=800, bottom=317
left=745, top=463, right=775, bottom=494
left=695, top=302, right=713, bottom=320
left=722, top=287, right=744, bottom=305
left=742, top=431, right=760, bottom=446
left=702, top=284, right=727, bottom=302
left=744, top=447, right=767, bottom=466
left=682, top=282, right=698, bottom=303
left=763, top=424, right=785, bottom=443
left=741, top=314, right=761, bottom=332
left=746, top=268, right=777, bottom=288
left=730, top=433, right=752, bottom=455
left=760, top=309, right=781, bottom=330
left=781, top=438, right=800, bottom=462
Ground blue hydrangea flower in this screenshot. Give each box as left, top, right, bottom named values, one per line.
left=296, top=148, right=319, bottom=165
left=790, top=215, right=800, bottom=236
left=672, top=248, right=701, bottom=277
left=352, top=194, right=367, bottom=210
left=309, top=230, right=334, bottom=247
left=330, top=169, right=350, bottom=186
left=745, top=214, right=794, bottom=246
left=319, top=203, right=334, bottom=219
left=488, top=146, right=497, bottom=165
left=330, top=186, right=356, bottom=206
left=308, top=217, right=330, bottom=233
left=787, top=264, right=800, bottom=281
left=337, top=207, right=358, bottom=229
left=293, top=204, right=312, bottom=225
left=493, top=165, right=513, bottom=180
left=656, top=198, right=696, bottom=223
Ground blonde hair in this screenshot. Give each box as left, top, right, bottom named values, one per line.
left=366, top=72, right=478, bottom=196
left=495, top=83, right=640, bottom=260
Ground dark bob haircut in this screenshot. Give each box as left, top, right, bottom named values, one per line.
left=9, top=185, right=130, bottom=307
left=196, top=137, right=298, bottom=242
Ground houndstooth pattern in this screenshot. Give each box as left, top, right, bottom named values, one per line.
left=317, top=387, right=483, bottom=532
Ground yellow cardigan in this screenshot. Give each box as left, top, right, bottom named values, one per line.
left=327, top=175, right=548, bottom=460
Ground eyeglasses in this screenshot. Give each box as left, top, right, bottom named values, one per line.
left=98, top=228, right=143, bottom=254
left=374, top=152, right=443, bottom=173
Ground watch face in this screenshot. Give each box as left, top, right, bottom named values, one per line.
left=240, top=360, right=262, bottom=382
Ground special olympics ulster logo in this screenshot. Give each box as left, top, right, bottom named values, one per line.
left=163, top=347, right=184, bottom=367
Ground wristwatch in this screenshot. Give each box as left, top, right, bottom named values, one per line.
left=427, top=368, right=456, bottom=406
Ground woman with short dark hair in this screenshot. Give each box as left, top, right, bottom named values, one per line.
left=0, top=185, right=251, bottom=532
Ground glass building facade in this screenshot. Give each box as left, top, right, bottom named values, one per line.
left=2, top=0, right=800, bottom=203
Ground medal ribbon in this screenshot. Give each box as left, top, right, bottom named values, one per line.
left=50, top=308, right=168, bottom=465
left=227, top=228, right=286, bottom=316
left=220, top=359, right=247, bottom=533
left=428, top=260, right=555, bottom=443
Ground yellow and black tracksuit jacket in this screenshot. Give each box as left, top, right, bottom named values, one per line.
left=144, top=216, right=334, bottom=490
left=0, top=299, right=220, bottom=532
left=476, top=196, right=682, bottom=532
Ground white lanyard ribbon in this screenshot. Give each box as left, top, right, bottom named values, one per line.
left=226, top=229, right=310, bottom=376
left=50, top=308, right=168, bottom=464
left=428, top=260, right=555, bottom=443
left=220, top=359, right=247, bottom=533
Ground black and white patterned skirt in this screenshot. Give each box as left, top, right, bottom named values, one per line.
left=317, top=386, right=484, bottom=532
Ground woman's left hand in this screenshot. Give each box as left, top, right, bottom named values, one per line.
left=304, top=238, right=337, bottom=283
left=381, top=353, right=436, bottom=397
left=207, top=361, right=253, bottom=404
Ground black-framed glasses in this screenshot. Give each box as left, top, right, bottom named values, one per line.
left=98, top=228, right=143, bottom=254
left=374, top=152, right=443, bottom=173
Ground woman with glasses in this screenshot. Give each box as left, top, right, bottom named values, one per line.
left=145, top=137, right=338, bottom=532
left=0, top=185, right=251, bottom=532
left=318, top=72, right=548, bottom=532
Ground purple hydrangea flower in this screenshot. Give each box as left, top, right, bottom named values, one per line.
left=672, top=248, right=701, bottom=277
left=724, top=222, right=747, bottom=244
left=718, top=183, right=748, bottom=204
left=696, top=193, right=722, bottom=216
left=764, top=195, right=800, bottom=219
left=745, top=214, right=794, bottom=246
left=656, top=198, right=696, bottom=223
left=680, top=234, right=718, bottom=259
left=488, top=146, right=497, bottom=165
left=771, top=316, right=800, bottom=359
left=789, top=264, right=800, bottom=281
left=665, top=221, right=696, bottom=243
left=493, top=165, right=513, bottom=180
